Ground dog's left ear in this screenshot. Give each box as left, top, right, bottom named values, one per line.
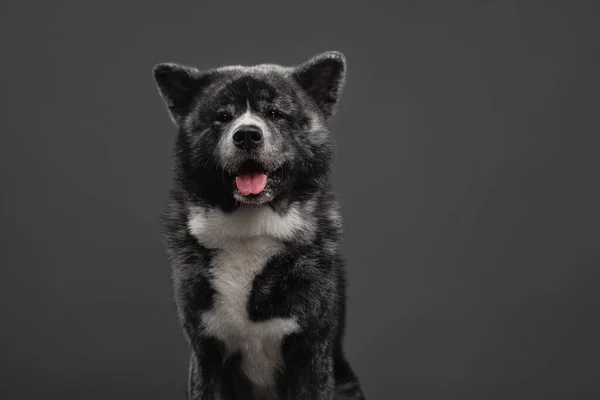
left=293, top=51, right=347, bottom=118
left=152, top=62, right=207, bottom=126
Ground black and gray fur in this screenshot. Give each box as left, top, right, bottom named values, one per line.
left=153, top=51, right=365, bottom=400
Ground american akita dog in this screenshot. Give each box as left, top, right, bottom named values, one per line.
left=153, top=51, right=365, bottom=400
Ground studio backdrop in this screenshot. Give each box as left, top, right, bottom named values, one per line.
left=1, top=1, right=599, bottom=399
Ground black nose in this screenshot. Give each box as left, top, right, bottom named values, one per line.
left=233, top=125, right=263, bottom=150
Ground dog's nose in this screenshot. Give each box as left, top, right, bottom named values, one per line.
left=233, top=125, right=263, bottom=150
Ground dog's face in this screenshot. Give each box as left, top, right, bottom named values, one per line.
left=153, top=52, right=346, bottom=209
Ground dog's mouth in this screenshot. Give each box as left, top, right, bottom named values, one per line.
left=233, top=160, right=283, bottom=202
left=235, top=160, right=268, bottom=196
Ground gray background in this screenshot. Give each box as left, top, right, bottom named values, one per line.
left=1, top=1, right=599, bottom=399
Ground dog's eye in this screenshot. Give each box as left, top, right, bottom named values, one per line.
left=267, top=110, right=283, bottom=120
left=215, top=112, right=232, bottom=123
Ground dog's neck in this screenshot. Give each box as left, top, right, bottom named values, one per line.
left=187, top=201, right=318, bottom=250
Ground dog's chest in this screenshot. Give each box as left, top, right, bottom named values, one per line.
left=201, top=239, right=299, bottom=389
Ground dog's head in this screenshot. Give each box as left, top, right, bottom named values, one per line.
left=153, top=51, right=346, bottom=209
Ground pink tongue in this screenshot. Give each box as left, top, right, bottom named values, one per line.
left=235, top=173, right=267, bottom=196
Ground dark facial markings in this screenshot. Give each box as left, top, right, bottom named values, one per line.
left=267, top=109, right=284, bottom=121
left=214, top=110, right=233, bottom=124
left=170, top=69, right=333, bottom=208
left=190, top=75, right=305, bottom=142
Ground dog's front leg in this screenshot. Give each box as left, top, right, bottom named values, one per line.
left=186, top=336, right=226, bottom=400
left=278, top=334, right=335, bottom=400
left=247, top=253, right=340, bottom=399
left=175, top=279, right=225, bottom=400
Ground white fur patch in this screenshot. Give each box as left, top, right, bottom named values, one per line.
left=187, top=204, right=316, bottom=390
left=201, top=238, right=299, bottom=389
left=188, top=203, right=316, bottom=249
left=229, top=110, right=270, bottom=138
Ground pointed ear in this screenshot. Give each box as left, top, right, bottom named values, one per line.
left=152, top=63, right=206, bottom=125
left=292, top=51, right=347, bottom=118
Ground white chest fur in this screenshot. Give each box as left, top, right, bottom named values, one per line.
left=187, top=206, right=309, bottom=389
left=202, top=239, right=299, bottom=388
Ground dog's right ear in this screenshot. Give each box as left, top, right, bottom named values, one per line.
left=152, top=63, right=206, bottom=126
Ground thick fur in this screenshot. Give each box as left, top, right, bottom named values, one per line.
left=154, top=51, right=365, bottom=400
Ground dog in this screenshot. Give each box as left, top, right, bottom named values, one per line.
left=153, top=51, right=365, bottom=400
